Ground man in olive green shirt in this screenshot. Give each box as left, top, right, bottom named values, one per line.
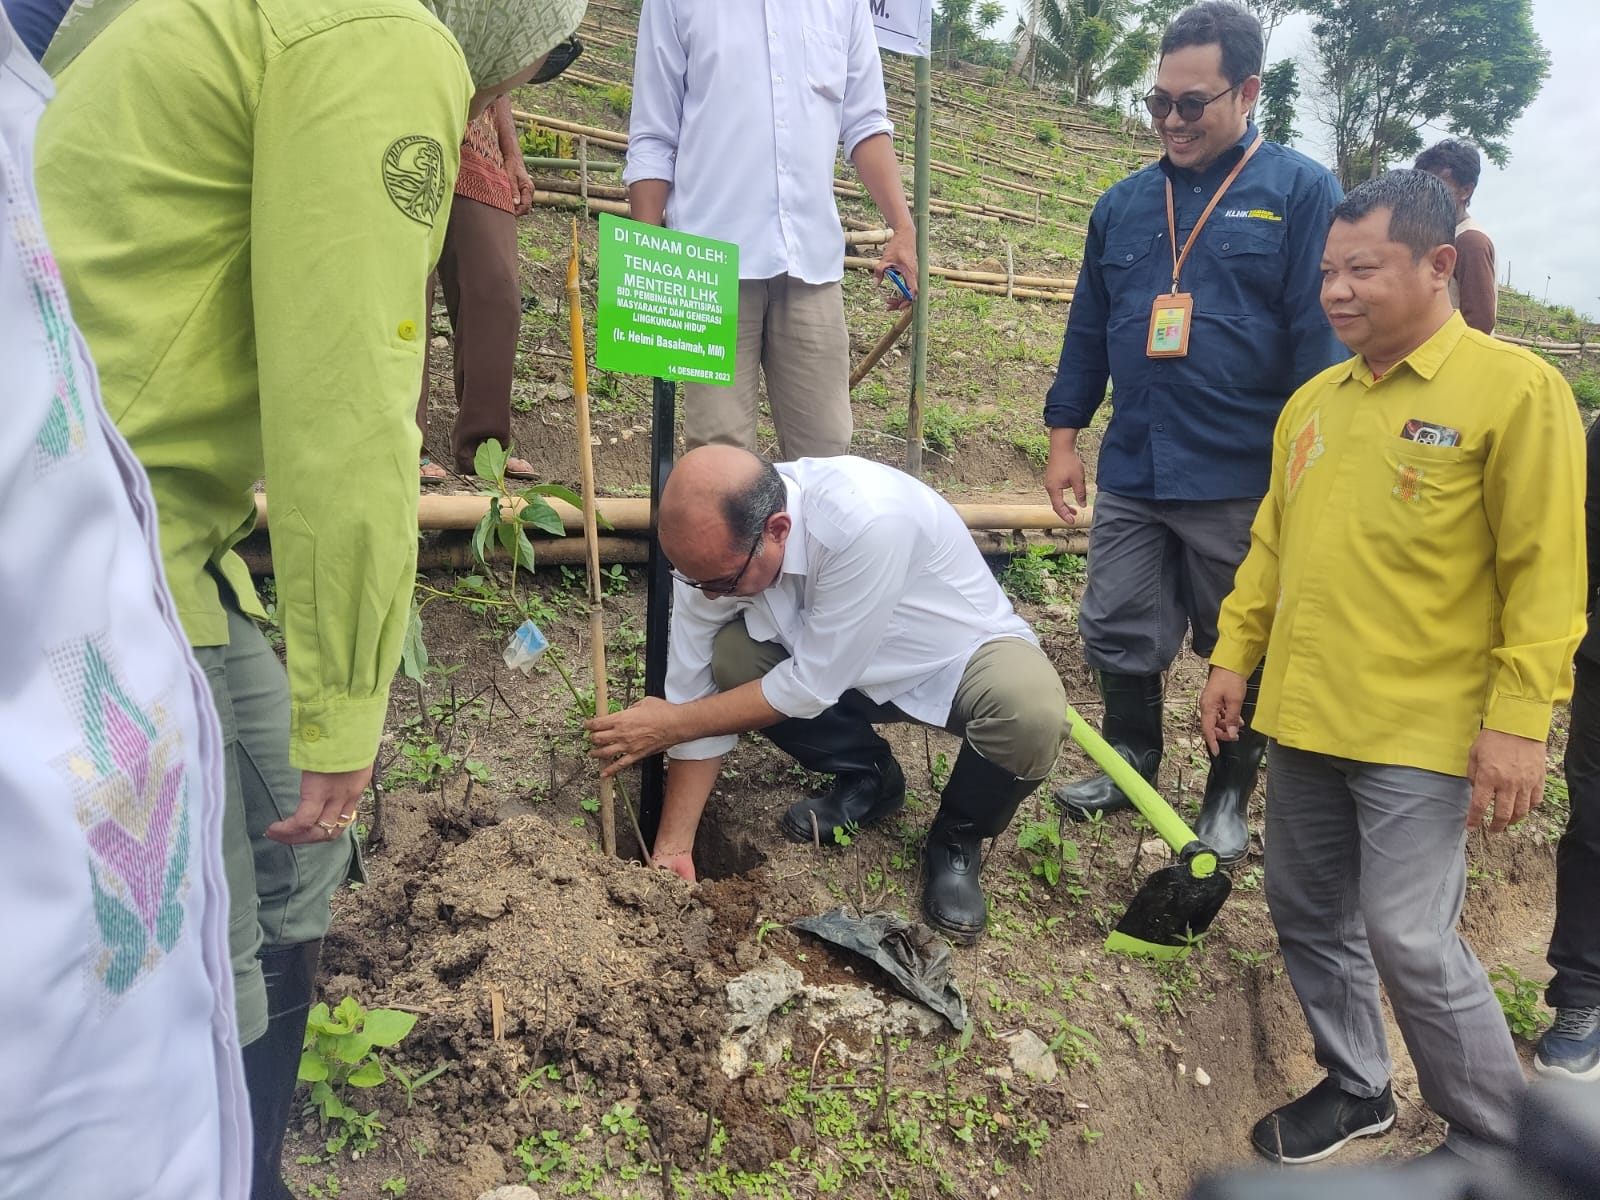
left=36, top=0, right=583, bottom=1193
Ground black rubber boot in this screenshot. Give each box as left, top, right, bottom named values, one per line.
left=1051, top=672, right=1164, bottom=821
left=1194, top=667, right=1266, bottom=865
left=767, top=699, right=906, bottom=845
left=923, top=745, right=1043, bottom=943
left=243, top=940, right=321, bottom=1200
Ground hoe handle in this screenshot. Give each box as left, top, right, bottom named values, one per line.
left=1064, top=704, right=1215, bottom=876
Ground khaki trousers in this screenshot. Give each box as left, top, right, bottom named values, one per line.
left=711, top=619, right=1067, bottom=780
left=683, top=275, right=852, bottom=460
left=194, top=602, right=356, bottom=1045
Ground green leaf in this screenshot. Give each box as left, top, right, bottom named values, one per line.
left=474, top=438, right=509, bottom=484
left=471, top=508, right=496, bottom=565
left=298, top=1051, right=330, bottom=1082
left=400, top=599, right=428, bottom=683
left=362, top=1009, right=418, bottom=1047
left=330, top=997, right=362, bottom=1032
left=495, top=518, right=519, bottom=559
left=347, top=1059, right=387, bottom=1088
left=304, top=1002, right=333, bottom=1039
left=515, top=529, right=537, bottom=571
left=334, top=1033, right=377, bottom=1064
left=518, top=496, right=567, bottom=538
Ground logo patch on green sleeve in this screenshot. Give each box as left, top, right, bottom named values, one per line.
left=382, top=135, right=447, bottom=226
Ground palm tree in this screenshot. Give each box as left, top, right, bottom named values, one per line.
left=1014, top=0, right=1156, bottom=103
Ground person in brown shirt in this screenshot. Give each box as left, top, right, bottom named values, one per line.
left=1416, top=138, right=1497, bottom=334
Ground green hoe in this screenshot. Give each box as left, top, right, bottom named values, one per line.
left=1065, top=704, right=1232, bottom=961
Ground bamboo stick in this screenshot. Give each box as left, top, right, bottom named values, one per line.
left=524, top=156, right=621, bottom=172
left=251, top=493, right=1094, bottom=534
left=533, top=176, right=627, bottom=202
left=843, top=255, right=1076, bottom=292
left=512, top=110, right=628, bottom=151
left=532, top=189, right=628, bottom=217
left=851, top=305, right=916, bottom=389
left=566, top=220, right=615, bottom=857
left=235, top=528, right=1089, bottom=576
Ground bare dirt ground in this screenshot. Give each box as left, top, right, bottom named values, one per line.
left=275, top=15, right=1578, bottom=1197
left=279, top=576, right=1565, bottom=1200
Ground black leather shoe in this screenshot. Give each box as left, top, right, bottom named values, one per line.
left=1194, top=668, right=1266, bottom=865
left=1053, top=671, right=1163, bottom=821
left=1250, top=1078, right=1395, bottom=1164
left=923, top=746, right=1041, bottom=942
left=780, top=753, right=905, bottom=844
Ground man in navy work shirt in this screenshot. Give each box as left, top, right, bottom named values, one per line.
left=1043, top=0, right=1343, bottom=862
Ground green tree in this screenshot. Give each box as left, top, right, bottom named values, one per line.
left=1306, top=0, right=1549, bottom=188
left=1259, top=58, right=1300, bottom=145
left=935, top=0, right=976, bottom=67
left=1015, top=0, right=1157, bottom=104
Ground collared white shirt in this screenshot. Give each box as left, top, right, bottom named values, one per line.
left=665, top=457, right=1038, bottom=760
left=1, top=13, right=248, bottom=1194
left=623, top=0, right=893, bottom=284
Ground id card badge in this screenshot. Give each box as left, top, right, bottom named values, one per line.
left=1147, top=292, right=1193, bottom=358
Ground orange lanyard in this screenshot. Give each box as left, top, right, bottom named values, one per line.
left=1164, top=134, right=1263, bottom=292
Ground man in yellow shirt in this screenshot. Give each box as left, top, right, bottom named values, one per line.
left=1200, top=170, right=1585, bottom=1168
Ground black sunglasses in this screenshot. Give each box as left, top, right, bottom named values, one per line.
left=1143, top=84, right=1239, bottom=123
left=669, top=532, right=763, bottom=596
left=531, top=36, right=583, bottom=84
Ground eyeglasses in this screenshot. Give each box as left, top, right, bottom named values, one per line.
left=531, top=36, right=583, bottom=84
left=1143, top=85, right=1239, bottom=123
left=669, top=532, right=763, bottom=596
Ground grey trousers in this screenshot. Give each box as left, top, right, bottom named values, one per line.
left=682, top=276, right=852, bottom=461
left=194, top=603, right=356, bottom=1045
left=711, top=619, right=1067, bottom=780
left=1265, top=743, right=1525, bottom=1162
left=1078, top=490, right=1259, bottom=674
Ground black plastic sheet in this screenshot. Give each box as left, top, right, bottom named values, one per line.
left=792, top=908, right=968, bottom=1031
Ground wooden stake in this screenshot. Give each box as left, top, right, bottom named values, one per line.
left=489, top=984, right=506, bottom=1041
left=566, top=219, right=617, bottom=858
left=849, top=308, right=915, bottom=389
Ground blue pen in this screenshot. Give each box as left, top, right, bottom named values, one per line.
left=884, top=265, right=914, bottom=302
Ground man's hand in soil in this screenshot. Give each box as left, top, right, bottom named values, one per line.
left=1467, top=729, right=1546, bottom=834
left=267, top=766, right=372, bottom=844
left=650, top=847, right=697, bottom=883
left=1199, top=665, right=1247, bottom=755
left=585, top=696, right=684, bottom=777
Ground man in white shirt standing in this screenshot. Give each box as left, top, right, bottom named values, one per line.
left=624, top=0, right=918, bottom=459
left=584, top=447, right=1067, bottom=942
left=1, top=9, right=249, bottom=1193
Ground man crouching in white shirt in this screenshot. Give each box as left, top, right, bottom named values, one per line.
left=585, top=447, right=1068, bottom=943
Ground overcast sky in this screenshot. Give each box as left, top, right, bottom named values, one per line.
left=997, top=0, right=1597, bottom=318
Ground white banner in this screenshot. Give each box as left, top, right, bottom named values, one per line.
left=870, top=0, right=932, bottom=58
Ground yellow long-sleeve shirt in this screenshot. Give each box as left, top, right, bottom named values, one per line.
left=36, top=0, right=471, bottom=773
left=1211, top=313, right=1586, bottom=777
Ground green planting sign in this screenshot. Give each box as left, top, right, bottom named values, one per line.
left=596, top=214, right=738, bottom=387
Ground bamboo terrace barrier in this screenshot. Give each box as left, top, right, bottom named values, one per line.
left=843, top=255, right=1075, bottom=302
left=236, top=527, right=1089, bottom=575
left=238, top=499, right=1091, bottom=576
left=251, top=494, right=1092, bottom=536
left=1494, top=332, right=1597, bottom=357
